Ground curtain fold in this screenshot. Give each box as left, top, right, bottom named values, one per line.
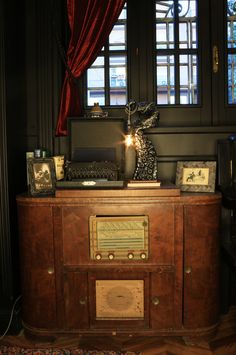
left=56, top=0, right=125, bottom=136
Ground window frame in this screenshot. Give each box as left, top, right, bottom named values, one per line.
left=81, top=0, right=236, bottom=127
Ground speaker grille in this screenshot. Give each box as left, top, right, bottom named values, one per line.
left=90, top=216, right=149, bottom=261
left=95, top=280, right=144, bottom=319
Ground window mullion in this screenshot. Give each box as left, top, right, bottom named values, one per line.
left=104, top=44, right=110, bottom=106
left=174, top=1, right=180, bottom=105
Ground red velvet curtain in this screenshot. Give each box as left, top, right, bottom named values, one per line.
left=56, top=0, right=126, bottom=136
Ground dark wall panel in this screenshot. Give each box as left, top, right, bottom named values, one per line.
left=125, top=127, right=236, bottom=181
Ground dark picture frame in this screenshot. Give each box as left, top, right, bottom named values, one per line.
left=175, top=161, right=217, bottom=192
left=27, top=158, right=56, bottom=196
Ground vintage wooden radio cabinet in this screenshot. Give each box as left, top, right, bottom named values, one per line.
left=16, top=188, right=221, bottom=339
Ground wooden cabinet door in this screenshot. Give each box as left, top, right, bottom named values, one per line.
left=64, top=269, right=179, bottom=332
left=18, top=204, right=57, bottom=329
left=183, top=202, right=220, bottom=329
left=64, top=271, right=89, bottom=329
left=150, top=268, right=181, bottom=330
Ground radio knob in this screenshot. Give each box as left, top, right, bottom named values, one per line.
left=140, top=253, right=146, bottom=260
left=96, top=254, right=102, bottom=260
left=108, top=253, right=114, bottom=260
left=128, top=253, right=134, bottom=259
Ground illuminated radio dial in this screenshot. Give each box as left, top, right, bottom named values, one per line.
left=128, top=253, right=134, bottom=259
left=95, top=254, right=102, bottom=260
left=108, top=253, right=115, bottom=260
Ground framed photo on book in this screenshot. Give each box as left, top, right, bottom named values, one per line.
left=175, top=161, right=216, bottom=192
left=27, top=158, right=56, bottom=196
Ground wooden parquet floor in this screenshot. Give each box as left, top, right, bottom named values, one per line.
left=1, top=307, right=236, bottom=355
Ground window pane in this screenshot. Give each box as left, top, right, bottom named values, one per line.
left=90, top=57, right=104, bottom=67
left=109, top=56, right=127, bottom=105
left=227, top=1, right=236, bottom=48
left=87, top=67, right=104, bottom=88
left=87, top=57, right=104, bottom=88
left=227, top=22, right=236, bottom=48
left=179, top=0, right=197, bottom=49
left=179, top=0, right=196, bottom=17
left=109, top=24, right=126, bottom=50
left=179, top=21, right=197, bottom=49
left=118, top=6, right=127, bottom=20
left=156, top=1, right=174, bottom=49
left=109, top=2, right=126, bottom=51
left=227, top=2, right=236, bottom=105
left=156, top=55, right=175, bottom=104
left=87, top=89, right=105, bottom=106
left=87, top=57, right=105, bottom=106
left=156, top=1, right=174, bottom=19
left=156, top=0, right=199, bottom=106
left=179, top=54, right=198, bottom=104
left=228, top=54, right=236, bottom=104
left=110, top=89, right=126, bottom=105
left=86, top=3, right=126, bottom=106
left=156, top=23, right=174, bottom=49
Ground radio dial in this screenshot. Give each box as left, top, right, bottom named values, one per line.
left=108, top=253, right=114, bottom=260
left=128, top=253, right=134, bottom=259
left=96, top=254, right=102, bottom=260
left=140, top=253, right=146, bottom=259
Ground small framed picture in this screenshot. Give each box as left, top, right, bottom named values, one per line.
left=27, top=158, right=56, bottom=196
left=175, top=161, right=217, bottom=192
left=53, top=155, right=65, bottom=180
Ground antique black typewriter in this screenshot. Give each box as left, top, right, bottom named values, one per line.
left=64, top=149, right=119, bottom=181
left=57, top=118, right=125, bottom=188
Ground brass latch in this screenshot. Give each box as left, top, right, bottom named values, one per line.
left=213, top=45, right=219, bottom=73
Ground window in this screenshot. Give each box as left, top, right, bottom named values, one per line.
left=155, top=1, right=198, bottom=105
left=86, top=3, right=127, bottom=106
left=227, top=0, right=236, bottom=104
left=82, top=0, right=236, bottom=127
